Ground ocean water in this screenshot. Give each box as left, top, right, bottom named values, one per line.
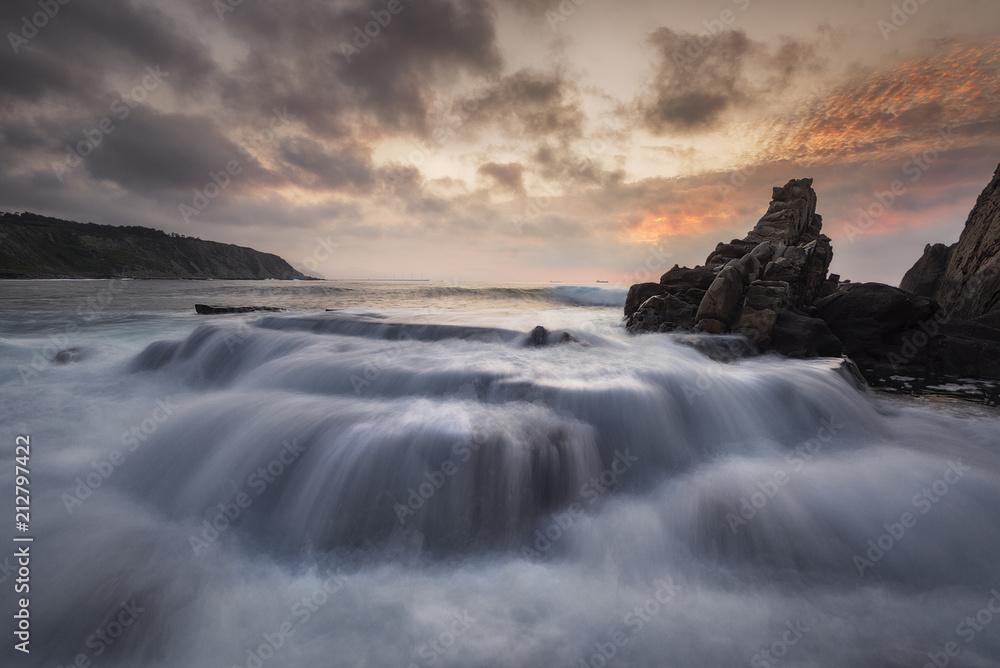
left=1, top=279, right=999, bottom=668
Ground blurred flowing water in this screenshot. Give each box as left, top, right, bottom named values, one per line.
left=1, top=280, right=999, bottom=668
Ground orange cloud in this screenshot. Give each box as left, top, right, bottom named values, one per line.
left=757, top=39, right=1000, bottom=164
left=617, top=182, right=752, bottom=244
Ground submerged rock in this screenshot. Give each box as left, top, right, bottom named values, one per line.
left=525, top=325, right=583, bottom=346
left=195, top=304, right=286, bottom=315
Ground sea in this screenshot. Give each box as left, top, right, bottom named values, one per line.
left=1, top=279, right=999, bottom=667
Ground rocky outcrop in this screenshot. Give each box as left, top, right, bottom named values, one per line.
left=815, top=282, right=1000, bottom=382
left=628, top=178, right=835, bottom=354
left=927, top=163, right=1000, bottom=319
left=624, top=168, right=1000, bottom=389
left=900, top=243, right=953, bottom=298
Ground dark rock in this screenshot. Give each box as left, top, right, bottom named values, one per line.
left=195, top=304, right=286, bottom=314
left=525, top=325, right=584, bottom=346
left=659, top=265, right=717, bottom=290
left=53, top=347, right=87, bottom=364
left=526, top=325, right=549, bottom=346
left=935, top=162, right=1000, bottom=319
left=900, top=243, right=953, bottom=298
left=627, top=294, right=697, bottom=334
left=673, top=334, right=758, bottom=361
left=769, top=311, right=842, bottom=358
left=625, top=282, right=670, bottom=317
left=815, top=283, right=938, bottom=378
left=695, top=264, right=749, bottom=326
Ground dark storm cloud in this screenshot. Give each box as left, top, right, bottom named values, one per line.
left=2, top=0, right=215, bottom=97
left=477, top=162, right=525, bottom=193
left=82, top=108, right=268, bottom=193
left=637, top=28, right=819, bottom=134
left=217, top=0, right=503, bottom=137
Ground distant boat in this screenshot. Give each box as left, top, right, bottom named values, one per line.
left=596, top=280, right=609, bottom=283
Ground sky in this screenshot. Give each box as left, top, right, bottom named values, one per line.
left=1, top=0, right=999, bottom=283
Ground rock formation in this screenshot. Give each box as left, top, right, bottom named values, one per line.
left=627, top=178, right=839, bottom=356
left=903, top=163, right=1000, bottom=320
left=900, top=243, right=953, bottom=298
left=626, top=166, right=1000, bottom=389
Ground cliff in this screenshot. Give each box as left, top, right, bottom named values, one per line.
left=906, top=162, right=1000, bottom=319
left=0, top=212, right=309, bottom=280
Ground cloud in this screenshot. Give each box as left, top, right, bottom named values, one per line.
left=756, top=39, right=1000, bottom=164
left=457, top=67, right=586, bottom=141
left=636, top=28, right=820, bottom=134
left=477, top=162, right=526, bottom=193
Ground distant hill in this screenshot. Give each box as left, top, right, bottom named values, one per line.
left=0, top=212, right=310, bottom=280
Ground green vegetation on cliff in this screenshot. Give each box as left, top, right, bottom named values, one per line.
left=0, top=212, right=309, bottom=280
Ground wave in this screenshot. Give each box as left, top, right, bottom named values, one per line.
left=13, top=307, right=1000, bottom=667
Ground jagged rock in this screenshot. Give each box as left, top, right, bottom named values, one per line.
left=900, top=243, right=953, bottom=298
left=195, top=304, right=286, bottom=314
left=627, top=294, right=697, bottom=333
left=929, top=163, right=1000, bottom=319
left=745, top=179, right=818, bottom=245
left=625, top=283, right=670, bottom=318
left=630, top=177, right=834, bottom=354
